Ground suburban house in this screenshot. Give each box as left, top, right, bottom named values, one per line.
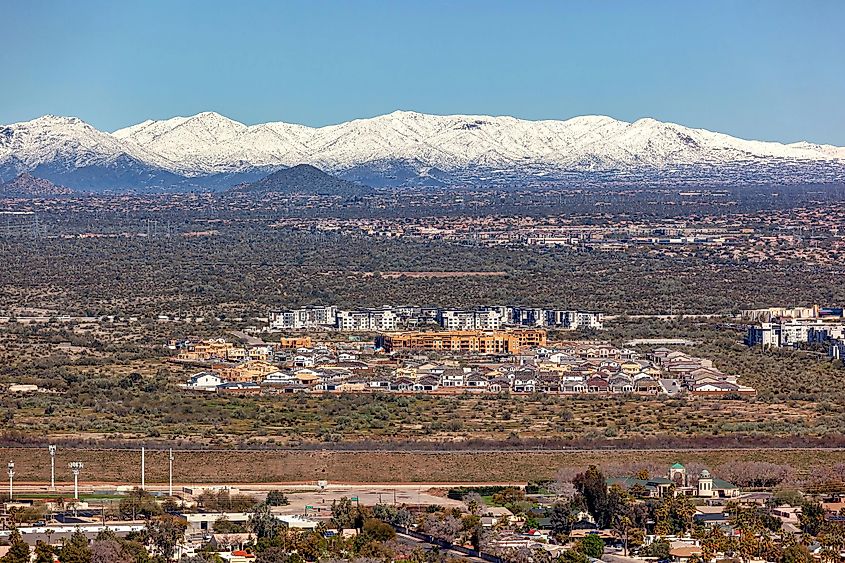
left=183, top=372, right=225, bottom=392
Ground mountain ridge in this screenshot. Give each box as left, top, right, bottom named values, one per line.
left=0, top=172, right=74, bottom=197
left=3, top=110, right=845, bottom=191
left=229, top=164, right=369, bottom=196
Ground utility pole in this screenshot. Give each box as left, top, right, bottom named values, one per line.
left=48, top=445, right=57, bottom=491
left=168, top=449, right=174, bottom=497
left=69, top=462, right=83, bottom=500
left=141, top=446, right=145, bottom=491
left=7, top=461, right=14, bottom=501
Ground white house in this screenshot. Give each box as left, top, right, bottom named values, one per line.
left=183, top=372, right=225, bottom=391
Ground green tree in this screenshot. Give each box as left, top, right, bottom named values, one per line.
left=330, top=497, right=357, bottom=531
left=640, top=540, right=671, bottom=559
left=782, top=543, right=814, bottom=563
left=799, top=501, right=826, bottom=536
left=654, top=495, right=695, bottom=535
left=550, top=501, right=579, bottom=540
left=144, top=514, right=186, bottom=561
left=293, top=531, right=327, bottom=561
left=33, top=541, right=55, bottom=563
left=119, top=487, right=162, bottom=519
left=573, top=466, right=608, bottom=526
left=558, top=549, right=589, bottom=563
left=213, top=516, right=246, bottom=534
left=256, top=547, right=299, bottom=563
left=118, top=540, right=151, bottom=563
left=249, top=502, right=282, bottom=540
left=60, top=530, right=93, bottom=563
left=1, top=529, right=32, bottom=563
left=362, top=518, right=395, bottom=542
left=491, top=487, right=525, bottom=507
left=579, top=534, right=605, bottom=559
left=372, top=503, right=399, bottom=524
left=265, top=491, right=289, bottom=507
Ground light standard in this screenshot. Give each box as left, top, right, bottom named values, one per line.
left=48, top=445, right=57, bottom=491
left=69, top=461, right=83, bottom=500
left=7, top=461, right=14, bottom=501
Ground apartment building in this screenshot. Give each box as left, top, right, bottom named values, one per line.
left=556, top=310, right=605, bottom=330
left=268, top=304, right=604, bottom=332
left=336, top=308, right=399, bottom=332
left=510, top=307, right=546, bottom=326
left=436, top=308, right=503, bottom=330
left=747, top=318, right=845, bottom=348
left=511, top=308, right=604, bottom=330
left=268, top=306, right=337, bottom=330
left=377, top=329, right=547, bottom=354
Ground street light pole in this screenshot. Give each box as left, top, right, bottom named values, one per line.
left=69, top=461, right=83, bottom=500
left=7, top=461, right=14, bottom=501
left=48, top=445, right=57, bottom=491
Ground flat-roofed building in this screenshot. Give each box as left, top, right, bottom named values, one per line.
left=378, top=329, right=546, bottom=354
left=437, top=309, right=502, bottom=330
left=747, top=318, right=845, bottom=348
left=275, top=336, right=313, bottom=349
left=336, top=308, right=399, bottom=331
left=268, top=306, right=337, bottom=330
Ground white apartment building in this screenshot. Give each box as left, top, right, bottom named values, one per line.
left=747, top=318, right=845, bottom=348
left=437, top=309, right=503, bottom=330
left=569, top=311, right=605, bottom=330
left=510, top=308, right=604, bottom=330
left=268, top=304, right=603, bottom=332
left=336, top=308, right=399, bottom=331
left=268, top=306, right=337, bottom=330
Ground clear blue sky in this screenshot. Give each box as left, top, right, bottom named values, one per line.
left=2, top=0, right=844, bottom=144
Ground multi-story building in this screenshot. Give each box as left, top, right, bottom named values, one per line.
left=547, top=310, right=604, bottom=330
left=510, top=307, right=546, bottom=326
left=336, top=308, right=399, bottom=332
left=747, top=318, right=845, bottom=348
left=268, top=306, right=338, bottom=330
left=437, top=309, right=502, bottom=330
left=741, top=305, right=828, bottom=323
left=510, top=308, right=604, bottom=330
left=268, top=304, right=604, bottom=332
left=377, top=329, right=546, bottom=354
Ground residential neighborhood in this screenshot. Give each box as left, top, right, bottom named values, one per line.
left=172, top=332, right=755, bottom=399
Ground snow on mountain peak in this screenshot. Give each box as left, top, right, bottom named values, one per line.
left=3, top=110, right=845, bottom=185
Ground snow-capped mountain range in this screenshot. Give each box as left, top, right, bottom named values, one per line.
left=2, top=110, right=845, bottom=192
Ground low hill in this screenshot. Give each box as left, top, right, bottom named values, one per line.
left=229, top=164, right=370, bottom=196
left=0, top=173, right=74, bottom=196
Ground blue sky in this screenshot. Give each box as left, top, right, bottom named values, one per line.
left=2, top=0, right=844, bottom=144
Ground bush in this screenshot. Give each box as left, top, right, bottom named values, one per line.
left=265, top=490, right=289, bottom=506
left=362, top=518, right=395, bottom=542
left=579, top=534, right=605, bottom=558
